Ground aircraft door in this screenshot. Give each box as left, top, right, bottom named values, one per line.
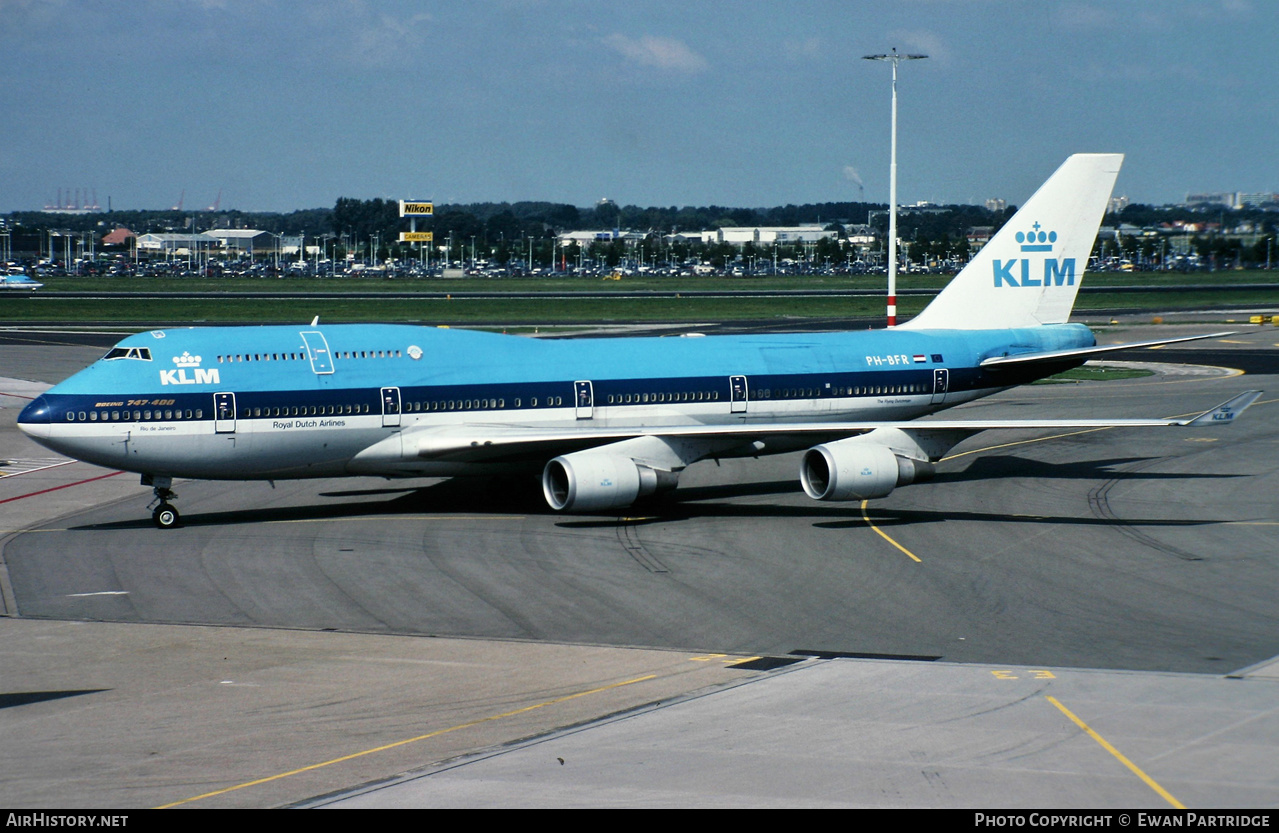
left=381, top=387, right=401, bottom=427
left=574, top=381, right=593, bottom=419
left=931, top=369, right=949, bottom=405
left=300, top=331, right=334, bottom=374
left=214, top=392, right=236, bottom=433
left=729, top=375, right=748, bottom=413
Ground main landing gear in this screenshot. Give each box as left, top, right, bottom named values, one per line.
left=142, top=474, right=180, bottom=529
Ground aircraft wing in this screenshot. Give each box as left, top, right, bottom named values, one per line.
left=980, top=331, right=1236, bottom=369
left=400, top=390, right=1262, bottom=464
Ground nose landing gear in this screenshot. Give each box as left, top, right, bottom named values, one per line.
left=152, top=501, right=180, bottom=529
left=142, top=474, right=180, bottom=529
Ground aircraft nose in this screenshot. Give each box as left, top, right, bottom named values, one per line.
left=17, top=395, right=52, bottom=440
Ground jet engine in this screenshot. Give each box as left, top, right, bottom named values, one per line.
left=800, top=438, right=934, bottom=501
left=542, top=449, right=677, bottom=512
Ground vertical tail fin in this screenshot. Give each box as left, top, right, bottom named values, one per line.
left=902, top=153, right=1122, bottom=331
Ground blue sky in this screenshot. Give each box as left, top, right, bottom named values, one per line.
left=2, top=0, right=1274, bottom=213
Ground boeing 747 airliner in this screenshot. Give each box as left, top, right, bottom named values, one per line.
left=18, top=154, right=1261, bottom=527
left=1, top=268, right=43, bottom=290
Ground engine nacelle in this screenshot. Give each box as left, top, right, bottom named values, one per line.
left=542, top=450, right=675, bottom=512
left=800, top=439, right=934, bottom=501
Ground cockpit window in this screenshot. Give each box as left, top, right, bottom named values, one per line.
left=103, top=347, right=152, bottom=361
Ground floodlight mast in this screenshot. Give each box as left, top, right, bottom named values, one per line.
left=863, top=48, right=927, bottom=327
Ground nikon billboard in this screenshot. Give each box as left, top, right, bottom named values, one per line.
left=399, top=201, right=434, bottom=217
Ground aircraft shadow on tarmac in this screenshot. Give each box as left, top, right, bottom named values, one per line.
left=0, top=690, right=108, bottom=710
left=65, top=459, right=1238, bottom=532
left=813, top=508, right=1220, bottom=530
left=69, top=476, right=546, bottom=530
left=940, top=454, right=1245, bottom=482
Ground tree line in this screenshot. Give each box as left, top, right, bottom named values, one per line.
left=4, top=197, right=1275, bottom=269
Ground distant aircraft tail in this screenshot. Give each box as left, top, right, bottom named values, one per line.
left=902, top=153, right=1122, bottom=331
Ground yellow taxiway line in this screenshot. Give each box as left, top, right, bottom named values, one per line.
left=156, top=673, right=657, bottom=808
left=1047, top=695, right=1185, bottom=809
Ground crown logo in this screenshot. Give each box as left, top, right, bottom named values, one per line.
left=173, top=351, right=202, bottom=367
left=1016, top=222, right=1057, bottom=252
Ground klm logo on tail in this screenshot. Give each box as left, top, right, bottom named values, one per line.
left=993, top=222, right=1076, bottom=288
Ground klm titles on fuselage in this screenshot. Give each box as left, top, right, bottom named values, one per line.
left=993, top=223, right=1075, bottom=288
left=159, top=352, right=220, bottom=386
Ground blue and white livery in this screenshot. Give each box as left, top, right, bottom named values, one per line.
left=18, top=155, right=1261, bottom=527
left=1, top=267, right=43, bottom=290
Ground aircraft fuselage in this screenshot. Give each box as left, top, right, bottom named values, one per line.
left=18, top=322, right=1094, bottom=481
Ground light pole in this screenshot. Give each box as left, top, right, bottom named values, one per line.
left=863, top=48, right=927, bottom=327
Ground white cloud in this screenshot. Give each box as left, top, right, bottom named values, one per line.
left=347, top=13, right=432, bottom=65
left=602, top=34, right=708, bottom=73
left=1050, top=3, right=1119, bottom=31
left=783, top=37, right=823, bottom=62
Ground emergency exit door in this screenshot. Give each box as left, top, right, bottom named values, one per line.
left=214, top=392, right=236, bottom=433
left=381, top=386, right=401, bottom=427
left=931, top=369, right=949, bottom=405
left=729, top=375, right=748, bottom=413
left=574, top=380, right=594, bottom=419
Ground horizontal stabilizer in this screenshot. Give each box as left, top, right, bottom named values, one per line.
left=980, top=331, right=1236, bottom=369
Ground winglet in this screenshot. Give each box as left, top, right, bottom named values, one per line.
left=1178, top=391, right=1263, bottom=427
